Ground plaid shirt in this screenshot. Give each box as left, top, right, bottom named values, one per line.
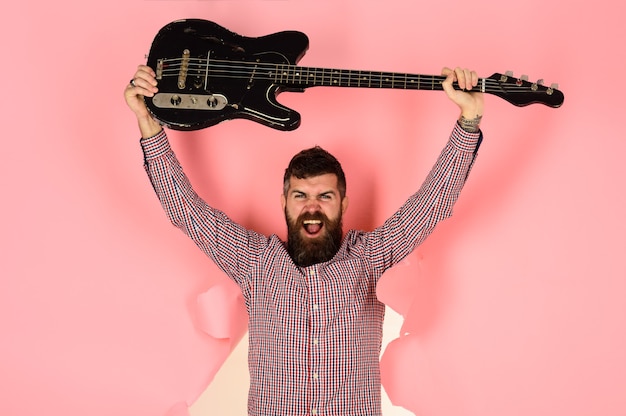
left=141, top=124, right=481, bottom=416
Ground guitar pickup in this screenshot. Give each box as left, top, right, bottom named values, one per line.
left=152, top=93, right=228, bottom=110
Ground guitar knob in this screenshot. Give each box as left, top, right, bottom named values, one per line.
left=207, top=95, right=217, bottom=108
left=170, top=95, right=182, bottom=106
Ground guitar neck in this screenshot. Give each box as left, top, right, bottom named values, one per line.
left=274, top=64, right=459, bottom=91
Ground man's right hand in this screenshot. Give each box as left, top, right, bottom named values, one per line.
left=124, top=65, right=162, bottom=138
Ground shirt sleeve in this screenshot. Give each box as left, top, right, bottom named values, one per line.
left=364, top=122, right=482, bottom=274
left=140, top=130, right=265, bottom=287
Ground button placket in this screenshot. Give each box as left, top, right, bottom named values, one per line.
left=308, top=266, right=321, bottom=414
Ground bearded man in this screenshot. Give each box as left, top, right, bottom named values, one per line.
left=125, top=64, right=483, bottom=416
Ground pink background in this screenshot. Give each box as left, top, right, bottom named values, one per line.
left=1, top=1, right=625, bottom=415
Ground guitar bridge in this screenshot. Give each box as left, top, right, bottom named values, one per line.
left=152, top=93, right=228, bottom=110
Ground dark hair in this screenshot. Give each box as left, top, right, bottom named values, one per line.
left=283, top=146, right=346, bottom=198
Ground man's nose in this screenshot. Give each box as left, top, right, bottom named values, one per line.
left=303, top=199, right=321, bottom=212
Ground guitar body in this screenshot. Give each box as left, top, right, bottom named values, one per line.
left=145, top=19, right=309, bottom=131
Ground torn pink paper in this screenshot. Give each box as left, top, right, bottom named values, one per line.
left=377, top=251, right=427, bottom=413
left=165, top=401, right=191, bottom=416
left=196, top=280, right=248, bottom=343
left=380, top=334, right=437, bottom=415
left=376, top=252, right=422, bottom=318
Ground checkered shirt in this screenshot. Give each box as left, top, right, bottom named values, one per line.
left=141, top=124, right=481, bottom=416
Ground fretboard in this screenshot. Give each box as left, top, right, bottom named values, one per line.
left=271, top=64, right=450, bottom=90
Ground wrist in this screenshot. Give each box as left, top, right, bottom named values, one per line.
left=458, top=114, right=482, bottom=133
left=137, top=115, right=162, bottom=139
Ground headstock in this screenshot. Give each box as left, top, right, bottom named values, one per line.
left=485, top=71, right=564, bottom=108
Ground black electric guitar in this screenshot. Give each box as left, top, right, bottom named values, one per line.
left=144, top=19, right=564, bottom=131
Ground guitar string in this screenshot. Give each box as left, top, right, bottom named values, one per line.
left=154, top=58, right=551, bottom=93
left=160, top=55, right=549, bottom=88
left=159, top=58, right=465, bottom=84
left=160, top=59, right=452, bottom=83
left=159, top=58, right=540, bottom=89
left=156, top=69, right=543, bottom=94
left=156, top=69, right=538, bottom=93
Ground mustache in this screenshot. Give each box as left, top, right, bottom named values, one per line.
left=293, top=211, right=328, bottom=227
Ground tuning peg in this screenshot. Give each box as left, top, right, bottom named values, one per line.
left=547, top=83, right=559, bottom=95
left=516, top=74, right=529, bottom=86
left=500, top=70, right=514, bottom=82
left=531, top=78, right=544, bottom=91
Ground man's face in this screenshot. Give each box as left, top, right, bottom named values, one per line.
left=281, top=173, right=349, bottom=267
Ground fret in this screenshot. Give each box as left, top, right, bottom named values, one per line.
left=380, top=72, right=395, bottom=89
left=279, top=64, right=286, bottom=84
left=357, top=70, right=372, bottom=88
left=292, top=66, right=300, bottom=84
left=271, top=63, right=278, bottom=83
left=331, top=70, right=340, bottom=86
left=406, top=74, right=419, bottom=90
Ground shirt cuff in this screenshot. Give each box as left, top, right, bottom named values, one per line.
left=140, top=129, right=170, bottom=160
left=450, top=122, right=482, bottom=153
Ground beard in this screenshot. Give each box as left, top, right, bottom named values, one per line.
left=286, top=209, right=343, bottom=267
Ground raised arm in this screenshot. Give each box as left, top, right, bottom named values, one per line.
left=364, top=67, right=484, bottom=274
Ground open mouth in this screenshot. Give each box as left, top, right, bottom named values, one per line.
left=303, top=219, right=323, bottom=236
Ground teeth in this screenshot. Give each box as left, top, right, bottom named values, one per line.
left=303, top=220, right=322, bottom=225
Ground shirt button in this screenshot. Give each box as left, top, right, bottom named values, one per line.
left=312, top=304, right=319, bottom=310
left=313, top=372, right=319, bottom=380
left=311, top=409, right=317, bottom=415
left=313, top=338, right=319, bottom=345
left=308, top=269, right=316, bottom=277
